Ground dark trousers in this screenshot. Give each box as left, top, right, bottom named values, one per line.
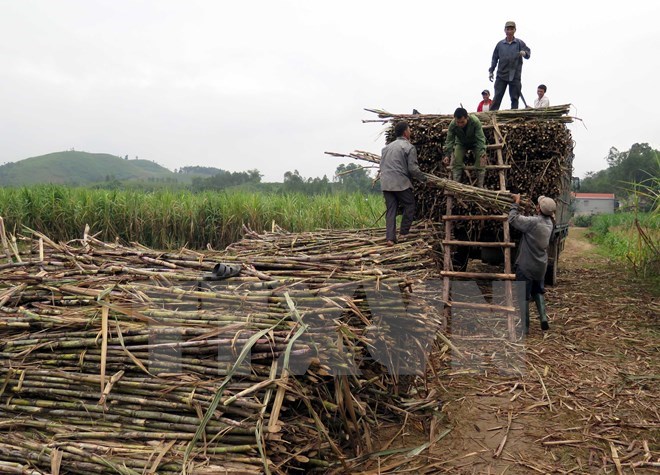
left=383, top=188, right=416, bottom=242
left=491, top=77, right=522, bottom=111
left=515, top=267, right=545, bottom=301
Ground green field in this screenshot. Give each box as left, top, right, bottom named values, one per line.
left=0, top=186, right=386, bottom=249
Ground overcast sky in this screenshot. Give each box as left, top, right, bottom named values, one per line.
left=2, top=0, right=659, bottom=182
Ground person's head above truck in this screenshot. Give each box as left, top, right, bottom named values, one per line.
left=504, top=21, right=516, bottom=41
left=453, top=107, right=469, bottom=128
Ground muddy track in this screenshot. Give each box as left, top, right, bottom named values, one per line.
left=391, top=228, right=659, bottom=474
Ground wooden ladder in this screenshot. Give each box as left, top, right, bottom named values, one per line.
left=441, top=116, right=517, bottom=341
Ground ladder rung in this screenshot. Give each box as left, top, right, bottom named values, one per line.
left=449, top=301, right=516, bottom=312
left=442, top=215, right=508, bottom=221
left=443, top=240, right=515, bottom=248
left=486, top=143, right=504, bottom=150
left=441, top=271, right=516, bottom=280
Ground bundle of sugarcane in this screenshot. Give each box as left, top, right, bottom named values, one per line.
left=0, top=224, right=444, bottom=474
left=326, top=151, right=530, bottom=212
left=364, top=104, right=574, bottom=123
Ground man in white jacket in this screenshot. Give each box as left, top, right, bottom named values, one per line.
left=534, top=84, right=550, bottom=108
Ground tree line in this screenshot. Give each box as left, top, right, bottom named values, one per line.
left=579, top=143, right=658, bottom=212
left=580, top=143, right=658, bottom=209
left=190, top=163, right=379, bottom=194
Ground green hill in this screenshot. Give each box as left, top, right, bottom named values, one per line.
left=0, top=151, right=176, bottom=186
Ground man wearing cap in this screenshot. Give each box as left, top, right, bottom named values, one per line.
left=488, top=21, right=531, bottom=111
left=477, top=90, right=493, bottom=112
left=509, top=194, right=556, bottom=333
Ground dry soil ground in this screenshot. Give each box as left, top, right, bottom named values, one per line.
left=362, top=228, right=659, bottom=474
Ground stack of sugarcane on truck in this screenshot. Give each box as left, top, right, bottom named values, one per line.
left=378, top=114, right=573, bottom=334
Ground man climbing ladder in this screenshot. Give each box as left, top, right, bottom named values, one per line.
left=509, top=193, right=556, bottom=333
left=442, top=108, right=488, bottom=188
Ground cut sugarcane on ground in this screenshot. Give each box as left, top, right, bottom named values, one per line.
left=0, top=222, right=448, bottom=474
left=0, top=224, right=657, bottom=473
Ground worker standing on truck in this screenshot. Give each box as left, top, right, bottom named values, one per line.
left=489, top=21, right=531, bottom=111
left=380, top=120, right=427, bottom=246
left=509, top=194, right=556, bottom=333
left=477, top=89, right=493, bottom=112
left=442, top=108, right=488, bottom=188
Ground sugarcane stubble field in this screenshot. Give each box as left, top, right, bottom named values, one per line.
left=0, top=108, right=658, bottom=474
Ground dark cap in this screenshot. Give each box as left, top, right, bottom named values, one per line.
left=481, top=90, right=490, bottom=95
left=505, top=21, right=516, bottom=28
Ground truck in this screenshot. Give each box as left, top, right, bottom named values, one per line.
left=372, top=105, right=576, bottom=286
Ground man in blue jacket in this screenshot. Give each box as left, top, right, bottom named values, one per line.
left=489, top=21, right=531, bottom=111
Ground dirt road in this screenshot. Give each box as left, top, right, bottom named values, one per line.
left=420, top=228, right=659, bottom=474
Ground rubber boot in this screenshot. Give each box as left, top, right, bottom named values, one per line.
left=476, top=170, right=486, bottom=188
left=533, top=293, right=550, bottom=331
left=522, top=299, right=530, bottom=335
left=452, top=169, right=462, bottom=182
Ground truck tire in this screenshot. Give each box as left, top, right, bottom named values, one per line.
left=481, top=247, right=504, bottom=265
left=545, top=240, right=559, bottom=286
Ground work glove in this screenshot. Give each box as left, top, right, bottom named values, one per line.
left=489, top=72, right=494, bottom=82
left=519, top=51, right=527, bottom=57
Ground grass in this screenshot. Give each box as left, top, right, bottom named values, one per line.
left=587, top=212, right=659, bottom=282
left=0, top=186, right=386, bottom=249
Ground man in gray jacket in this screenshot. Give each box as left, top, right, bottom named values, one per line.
left=380, top=121, right=427, bottom=246
left=509, top=194, right=556, bottom=333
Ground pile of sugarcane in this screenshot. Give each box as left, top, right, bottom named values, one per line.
left=0, top=222, right=444, bottom=474
left=375, top=106, right=574, bottom=216
left=329, top=106, right=575, bottom=241
left=223, top=222, right=442, bottom=279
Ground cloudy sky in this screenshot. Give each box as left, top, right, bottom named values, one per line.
left=2, top=0, right=659, bottom=182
